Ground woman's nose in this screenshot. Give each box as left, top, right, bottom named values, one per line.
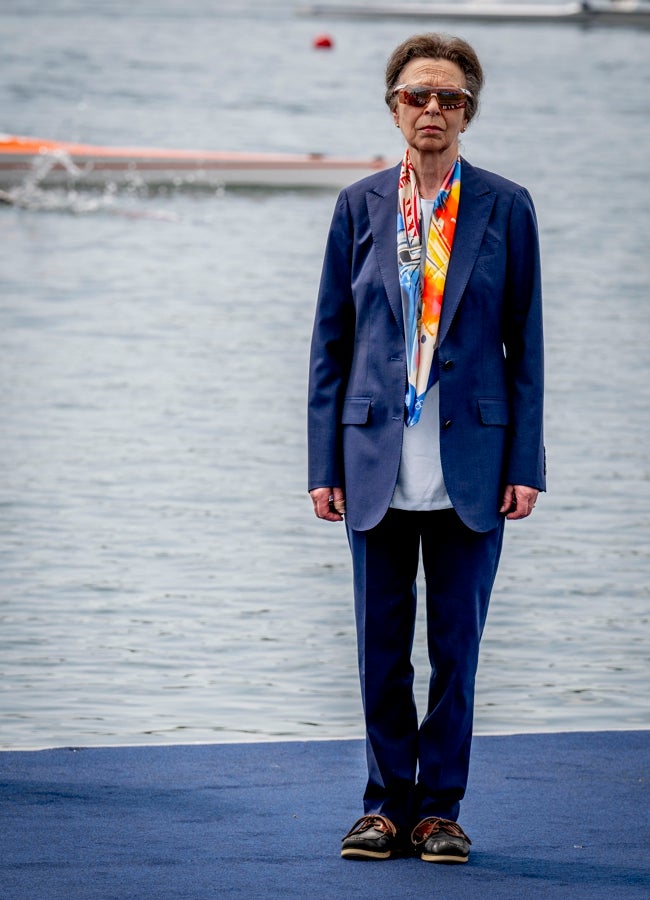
left=424, top=94, right=441, bottom=113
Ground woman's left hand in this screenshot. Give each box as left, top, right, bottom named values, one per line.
left=500, top=484, right=538, bottom=520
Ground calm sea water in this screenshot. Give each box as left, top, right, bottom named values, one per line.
left=1, top=0, right=648, bottom=749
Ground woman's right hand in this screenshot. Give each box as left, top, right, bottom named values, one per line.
left=310, top=487, right=346, bottom=522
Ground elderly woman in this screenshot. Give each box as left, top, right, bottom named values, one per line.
left=308, top=33, right=545, bottom=863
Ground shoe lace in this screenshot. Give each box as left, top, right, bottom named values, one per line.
left=411, top=817, right=472, bottom=847
left=344, top=814, right=397, bottom=839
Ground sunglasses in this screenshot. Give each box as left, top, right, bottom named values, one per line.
left=393, top=84, right=472, bottom=110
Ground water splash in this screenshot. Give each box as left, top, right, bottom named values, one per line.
left=0, top=159, right=187, bottom=220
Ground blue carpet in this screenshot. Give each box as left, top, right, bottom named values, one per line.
left=0, top=731, right=648, bottom=898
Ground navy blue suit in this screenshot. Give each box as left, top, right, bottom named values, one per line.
left=308, top=159, right=545, bottom=827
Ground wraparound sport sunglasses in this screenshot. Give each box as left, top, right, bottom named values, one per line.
left=392, top=84, right=472, bottom=110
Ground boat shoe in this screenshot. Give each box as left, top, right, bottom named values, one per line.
left=341, top=814, right=401, bottom=860
left=411, top=816, right=472, bottom=864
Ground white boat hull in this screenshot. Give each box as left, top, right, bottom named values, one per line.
left=298, top=1, right=650, bottom=27
left=0, top=135, right=392, bottom=192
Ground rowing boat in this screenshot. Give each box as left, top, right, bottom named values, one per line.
left=298, top=1, right=650, bottom=26
left=0, top=134, right=391, bottom=191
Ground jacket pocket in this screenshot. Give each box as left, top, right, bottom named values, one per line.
left=342, top=397, right=372, bottom=425
left=478, top=398, right=510, bottom=426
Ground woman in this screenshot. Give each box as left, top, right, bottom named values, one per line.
left=308, top=33, right=545, bottom=864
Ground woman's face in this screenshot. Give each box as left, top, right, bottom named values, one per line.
left=392, top=57, right=469, bottom=157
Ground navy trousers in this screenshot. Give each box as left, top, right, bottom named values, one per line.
left=347, top=508, right=505, bottom=829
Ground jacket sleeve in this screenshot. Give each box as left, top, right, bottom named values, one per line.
left=307, top=190, right=356, bottom=492
left=503, top=187, right=546, bottom=491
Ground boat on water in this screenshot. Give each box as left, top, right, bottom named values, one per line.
left=0, top=134, right=391, bottom=192
left=298, top=0, right=650, bottom=26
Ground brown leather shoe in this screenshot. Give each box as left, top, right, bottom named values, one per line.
left=411, top=816, right=472, bottom=864
left=341, top=814, right=400, bottom=860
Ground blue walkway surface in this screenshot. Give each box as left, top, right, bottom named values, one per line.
left=1, top=731, right=648, bottom=898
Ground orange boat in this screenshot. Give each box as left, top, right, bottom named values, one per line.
left=0, top=134, right=391, bottom=191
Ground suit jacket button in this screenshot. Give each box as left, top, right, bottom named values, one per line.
left=442, top=359, right=454, bottom=370
left=443, top=419, right=453, bottom=429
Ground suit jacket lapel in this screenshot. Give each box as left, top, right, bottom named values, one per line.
left=366, top=165, right=404, bottom=334
left=439, top=159, right=496, bottom=345
left=364, top=160, right=495, bottom=342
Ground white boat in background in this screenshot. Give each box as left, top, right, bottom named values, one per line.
left=298, top=1, right=650, bottom=26
left=0, top=134, right=392, bottom=192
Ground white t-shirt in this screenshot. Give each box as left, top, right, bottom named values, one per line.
left=390, top=197, right=452, bottom=512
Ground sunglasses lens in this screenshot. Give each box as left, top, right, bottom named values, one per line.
left=399, top=87, right=430, bottom=107
left=437, top=90, right=467, bottom=108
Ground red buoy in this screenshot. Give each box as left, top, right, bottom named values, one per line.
left=312, top=34, right=334, bottom=49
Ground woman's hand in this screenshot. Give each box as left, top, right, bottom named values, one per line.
left=500, top=484, right=538, bottom=520
left=310, top=487, right=346, bottom=522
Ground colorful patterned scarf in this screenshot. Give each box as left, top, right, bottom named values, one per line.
left=397, top=150, right=461, bottom=426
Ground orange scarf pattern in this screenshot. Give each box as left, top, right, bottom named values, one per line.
left=397, top=151, right=461, bottom=426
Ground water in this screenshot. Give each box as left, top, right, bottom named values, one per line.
left=1, top=1, right=648, bottom=749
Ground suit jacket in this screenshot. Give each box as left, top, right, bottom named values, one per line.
left=308, top=158, right=545, bottom=533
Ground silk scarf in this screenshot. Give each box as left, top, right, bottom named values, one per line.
left=397, top=150, right=461, bottom=426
